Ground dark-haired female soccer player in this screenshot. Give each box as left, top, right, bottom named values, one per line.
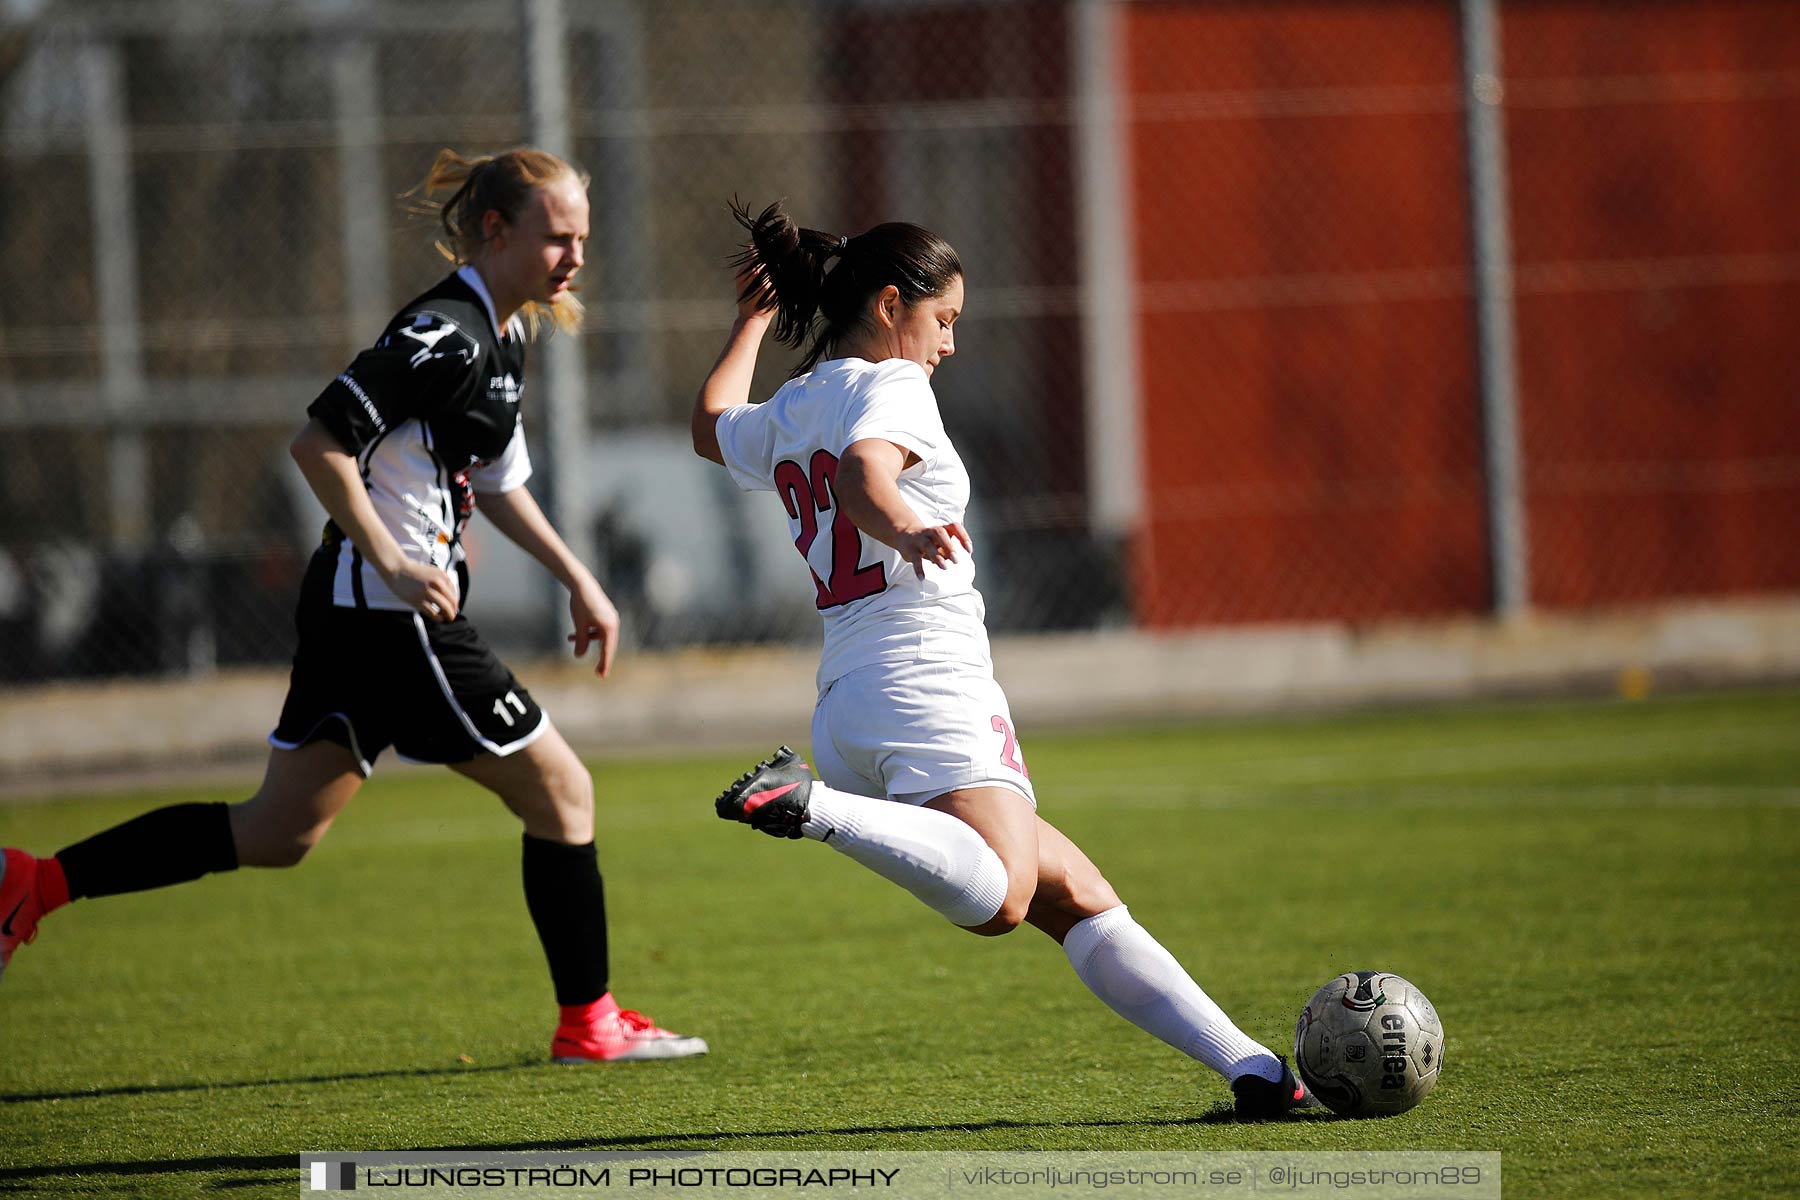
left=1, top=149, right=704, bottom=1065
left=692, top=200, right=1311, bottom=1118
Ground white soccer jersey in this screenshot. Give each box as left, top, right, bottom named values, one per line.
left=716, top=357, right=991, bottom=686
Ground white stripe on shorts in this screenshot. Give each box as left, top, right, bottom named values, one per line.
left=410, top=613, right=549, bottom=758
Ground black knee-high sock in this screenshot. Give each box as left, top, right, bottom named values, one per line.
left=521, top=834, right=609, bottom=1008
left=56, top=802, right=239, bottom=900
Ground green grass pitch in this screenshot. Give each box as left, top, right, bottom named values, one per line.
left=2, top=688, right=1796, bottom=1198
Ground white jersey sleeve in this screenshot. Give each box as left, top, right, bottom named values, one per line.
left=715, top=401, right=780, bottom=492
left=466, top=416, right=533, bottom=494
left=840, top=359, right=947, bottom=465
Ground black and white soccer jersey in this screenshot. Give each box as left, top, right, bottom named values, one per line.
left=306, top=265, right=532, bottom=610
left=274, top=265, right=547, bottom=771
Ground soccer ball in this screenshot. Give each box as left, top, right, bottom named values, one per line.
left=1293, top=970, right=1444, bottom=1117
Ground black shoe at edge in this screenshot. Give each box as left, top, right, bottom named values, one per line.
left=1231, top=1058, right=1321, bottom=1120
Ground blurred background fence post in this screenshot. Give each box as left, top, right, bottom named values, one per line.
left=521, top=0, right=592, bottom=647
left=81, top=36, right=147, bottom=556
left=1460, top=0, right=1529, bottom=620
left=332, top=36, right=390, bottom=352
left=1073, top=0, right=1143, bottom=576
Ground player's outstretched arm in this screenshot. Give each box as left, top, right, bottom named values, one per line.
left=474, top=486, right=620, bottom=676
left=836, top=438, right=971, bottom=579
left=289, top=419, right=459, bottom=621
left=692, top=271, right=776, bottom=465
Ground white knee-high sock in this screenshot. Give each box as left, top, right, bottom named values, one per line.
left=1063, top=904, right=1283, bottom=1083
left=798, top=786, right=1009, bottom=927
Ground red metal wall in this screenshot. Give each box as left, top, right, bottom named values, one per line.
left=1126, top=2, right=1488, bottom=626
left=1503, top=1, right=1800, bottom=606
left=1126, top=1, right=1800, bottom=626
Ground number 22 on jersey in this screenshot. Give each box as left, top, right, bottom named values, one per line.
left=774, top=449, right=888, bottom=610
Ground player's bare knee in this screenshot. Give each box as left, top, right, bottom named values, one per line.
left=964, top=894, right=1030, bottom=937
left=265, top=828, right=325, bottom=868
left=1072, top=872, right=1122, bottom=917
left=1046, top=856, right=1119, bottom=917
left=229, top=800, right=309, bottom=868
left=518, top=802, right=590, bottom=846
left=989, top=864, right=1039, bottom=935
left=236, top=821, right=328, bottom=868
left=549, top=762, right=595, bottom=839
left=510, top=761, right=592, bottom=843
left=558, top=761, right=595, bottom=811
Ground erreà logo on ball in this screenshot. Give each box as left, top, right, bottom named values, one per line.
left=1379, top=1013, right=1411, bottom=1090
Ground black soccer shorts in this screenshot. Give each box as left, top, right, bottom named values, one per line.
left=270, top=592, right=546, bottom=776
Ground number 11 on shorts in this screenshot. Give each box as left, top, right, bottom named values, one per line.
left=992, top=715, right=1029, bottom=777
left=492, top=691, right=528, bottom=727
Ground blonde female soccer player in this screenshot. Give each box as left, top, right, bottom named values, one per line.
left=1, top=149, right=704, bottom=1065
left=692, top=200, right=1312, bottom=1118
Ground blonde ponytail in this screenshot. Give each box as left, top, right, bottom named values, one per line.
left=405, top=147, right=589, bottom=337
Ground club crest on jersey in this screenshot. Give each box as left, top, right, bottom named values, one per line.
left=488, top=372, right=521, bottom=405
left=396, top=313, right=476, bottom=370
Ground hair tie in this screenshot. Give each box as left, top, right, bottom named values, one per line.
left=834, top=235, right=850, bottom=256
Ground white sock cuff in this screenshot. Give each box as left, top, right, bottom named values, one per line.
left=940, top=844, right=1009, bottom=927
left=1062, top=903, right=1134, bottom=971
left=800, top=788, right=858, bottom=841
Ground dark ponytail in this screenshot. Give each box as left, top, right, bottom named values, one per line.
left=731, top=197, right=963, bottom=376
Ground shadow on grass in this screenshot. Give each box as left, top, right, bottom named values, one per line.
left=0, top=1106, right=1317, bottom=1186
left=0, top=1059, right=539, bottom=1105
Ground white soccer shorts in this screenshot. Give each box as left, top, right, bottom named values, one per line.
left=809, top=658, right=1037, bottom=807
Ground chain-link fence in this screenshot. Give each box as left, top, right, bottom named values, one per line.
left=1, top=0, right=1795, bottom=686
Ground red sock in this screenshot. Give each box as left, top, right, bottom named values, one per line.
left=40, top=856, right=71, bottom=914
left=558, top=992, right=618, bottom=1030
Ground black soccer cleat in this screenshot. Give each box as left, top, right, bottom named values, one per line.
left=715, top=746, right=814, bottom=840
left=1231, top=1058, right=1322, bottom=1121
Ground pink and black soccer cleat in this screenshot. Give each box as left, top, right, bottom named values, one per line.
left=551, top=994, right=709, bottom=1064
left=0, top=849, right=50, bottom=985
left=1231, top=1058, right=1322, bottom=1120
left=714, top=746, right=813, bottom=839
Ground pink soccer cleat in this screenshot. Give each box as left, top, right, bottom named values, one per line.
left=0, top=849, right=55, bottom=984
left=551, top=993, right=709, bottom=1064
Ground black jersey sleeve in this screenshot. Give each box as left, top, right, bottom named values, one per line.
left=308, top=310, right=484, bottom=455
